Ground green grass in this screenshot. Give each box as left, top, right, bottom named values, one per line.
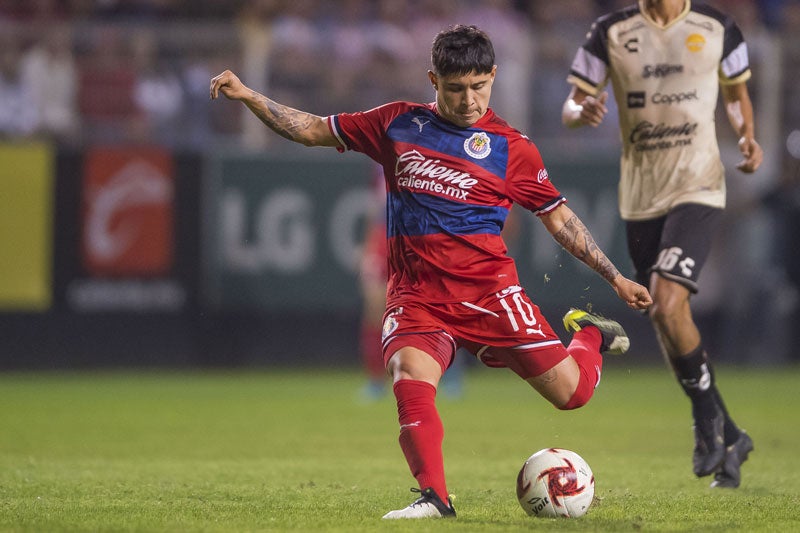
left=1, top=365, right=799, bottom=532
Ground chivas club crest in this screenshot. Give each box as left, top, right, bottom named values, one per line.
left=381, top=307, right=402, bottom=341
left=464, top=131, right=492, bottom=159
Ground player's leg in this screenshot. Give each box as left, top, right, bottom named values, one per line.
left=480, top=315, right=622, bottom=410
left=634, top=204, right=751, bottom=483
left=358, top=280, right=388, bottom=400
left=357, top=223, right=389, bottom=399
left=525, top=354, right=580, bottom=408
left=461, top=288, right=628, bottom=409
left=557, top=308, right=631, bottom=408
left=381, top=308, right=457, bottom=519
left=513, top=311, right=628, bottom=410
left=648, top=275, right=727, bottom=476
left=648, top=274, right=752, bottom=482
left=385, top=345, right=448, bottom=511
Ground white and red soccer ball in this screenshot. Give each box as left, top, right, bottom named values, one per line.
left=516, top=448, right=595, bottom=518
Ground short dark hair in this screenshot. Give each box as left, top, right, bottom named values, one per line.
left=431, top=24, right=495, bottom=77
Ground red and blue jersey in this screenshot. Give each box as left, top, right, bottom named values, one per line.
left=328, top=101, right=565, bottom=307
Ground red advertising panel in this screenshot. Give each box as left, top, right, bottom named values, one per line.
left=82, top=147, right=174, bottom=277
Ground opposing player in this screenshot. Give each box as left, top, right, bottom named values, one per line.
left=211, top=24, right=652, bottom=519
left=562, top=0, right=761, bottom=488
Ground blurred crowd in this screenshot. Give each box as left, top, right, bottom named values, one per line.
left=0, top=0, right=794, bottom=149
left=1, top=0, right=799, bottom=362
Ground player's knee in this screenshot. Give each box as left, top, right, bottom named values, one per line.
left=649, top=282, right=691, bottom=324
left=649, top=299, right=673, bottom=323
left=556, top=377, right=594, bottom=410
left=386, top=347, right=444, bottom=385
left=649, top=299, right=690, bottom=336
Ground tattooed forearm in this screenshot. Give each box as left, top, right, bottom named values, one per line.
left=552, top=215, right=620, bottom=283
left=246, top=92, right=318, bottom=144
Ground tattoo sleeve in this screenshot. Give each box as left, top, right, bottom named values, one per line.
left=245, top=91, right=318, bottom=144
left=552, top=214, right=619, bottom=283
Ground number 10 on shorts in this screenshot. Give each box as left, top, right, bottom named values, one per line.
left=498, top=291, right=540, bottom=334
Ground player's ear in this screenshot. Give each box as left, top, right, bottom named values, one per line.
left=428, top=70, right=438, bottom=90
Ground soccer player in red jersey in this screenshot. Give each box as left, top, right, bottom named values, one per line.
left=357, top=166, right=394, bottom=399
left=211, top=24, right=652, bottom=519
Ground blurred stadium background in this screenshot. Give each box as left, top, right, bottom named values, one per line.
left=1, top=0, right=798, bottom=370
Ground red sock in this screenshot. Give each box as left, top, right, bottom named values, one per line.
left=392, top=379, right=449, bottom=504
left=360, top=322, right=385, bottom=380
left=561, top=326, right=603, bottom=410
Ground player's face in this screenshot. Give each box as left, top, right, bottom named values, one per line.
left=429, top=66, right=496, bottom=128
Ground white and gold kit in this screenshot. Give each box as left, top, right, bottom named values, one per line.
left=568, top=1, right=751, bottom=220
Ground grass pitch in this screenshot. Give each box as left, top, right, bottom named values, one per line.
left=1, top=364, right=799, bottom=532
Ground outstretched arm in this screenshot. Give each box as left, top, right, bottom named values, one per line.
left=561, top=86, right=609, bottom=129
left=209, top=70, right=339, bottom=147
left=540, top=203, right=652, bottom=310
left=721, top=81, right=762, bottom=173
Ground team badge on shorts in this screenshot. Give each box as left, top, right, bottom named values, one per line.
left=464, top=132, right=491, bottom=159
left=382, top=308, right=402, bottom=341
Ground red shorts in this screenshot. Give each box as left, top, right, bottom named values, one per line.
left=381, top=286, right=569, bottom=379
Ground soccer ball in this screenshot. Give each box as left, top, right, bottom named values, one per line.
left=516, top=448, right=595, bottom=518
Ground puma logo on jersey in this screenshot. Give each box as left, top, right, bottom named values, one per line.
left=526, top=325, right=545, bottom=337
left=411, top=117, right=429, bottom=132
